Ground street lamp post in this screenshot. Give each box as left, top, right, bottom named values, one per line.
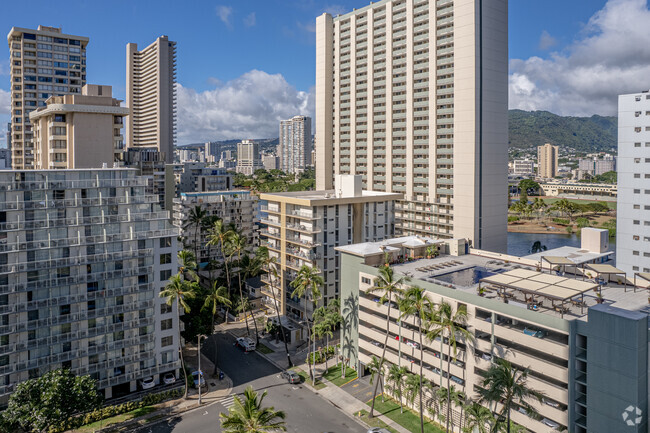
left=197, top=334, right=207, bottom=405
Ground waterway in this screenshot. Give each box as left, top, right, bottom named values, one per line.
left=507, top=231, right=617, bottom=258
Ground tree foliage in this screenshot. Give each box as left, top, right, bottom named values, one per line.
left=2, top=369, right=103, bottom=432
left=220, top=386, right=286, bottom=432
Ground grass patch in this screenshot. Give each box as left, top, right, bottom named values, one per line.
left=75, top=406, right=157, bottom=432
left=368, top=396, right=445, bottom=433
left=322, top=363, right=357, bottom=387
left=256, top=343, right=274, bottom=354
left=291, top=367, right=326, bottom=390
left=355, top=409, right=399, bottom=433
left=531, top=197, right=617, bottom=210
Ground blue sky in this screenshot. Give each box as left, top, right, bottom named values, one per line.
left=3, top=0, right=649, bottom=146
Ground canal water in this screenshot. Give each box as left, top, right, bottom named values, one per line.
left=507, top=232, right=617, bottom=258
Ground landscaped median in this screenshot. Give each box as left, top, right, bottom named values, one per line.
left=321, top=363, right=357, bottom=387
left=291, top=367, right=326, bottom=390
left=355, top=409, right=399, bottom=433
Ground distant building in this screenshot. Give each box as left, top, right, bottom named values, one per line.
left=123, top=148, right=168, bottom=210
left=0, top=148, right=10, bottom=169
left=539, top=181, right=617, bottom=198
left=510, top=159, right=535, bottom=177
left=279, top=115, right=312, bottom=174
left=259, top=175, right=401, bottom=328
left=236, top=140, right=262, bottom=175
left=5, top=122, right=11, bottom=156
left=173, top=190, right=258, bottom=265
left=578, top=156, right=616, bottom=177
left=537, top=143, right=559, bottom=178
left=262, top=154, right=279, bottom=171
left=0, top=168, right=181, bottom=403
left=205, top=142, right=220, bottom=163
left=30, top=84, right=128, bottom=169
left=176, top=162, right=232, bottom=193
left=126, top=36, right=176, bottom=163
left=7, top=25, right=89, bottom=169
left=617, top=91, right=650, bottom=274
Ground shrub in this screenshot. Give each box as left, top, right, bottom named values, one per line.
left=552, top=217, right=570, bottom=225
left=507, top=216, right=519, bottom=223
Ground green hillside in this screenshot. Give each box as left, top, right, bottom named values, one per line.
left=509, top=110, right=617, bottom=152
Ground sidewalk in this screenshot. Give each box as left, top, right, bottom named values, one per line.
left=218, top=318, right=411, bottom=433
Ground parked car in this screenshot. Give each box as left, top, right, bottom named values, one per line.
left=191, top=370, right=206, bottom=388
left=236, top=337, right=256, bottom=352
left=367, top=428, right=391, bottom=433
left=140, top=376, right=155, bottom=390
left=163, top=372, right=176, bottom=385
left=281, top=370, right=301, bottom=384
left=406, top=340, right=419, bottom=349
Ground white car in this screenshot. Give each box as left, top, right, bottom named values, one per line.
left=140, top=376, right=155, bottom=390
left=163, top=372, right=176, bottom=385
left=406, top=340, right=419, bottom=349
left=236, top=337, right=256, bottom=352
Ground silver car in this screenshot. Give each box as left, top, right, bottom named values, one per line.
left=281, top=370, right=301, bottom=384
left=367, top=428, right=391, bottom=433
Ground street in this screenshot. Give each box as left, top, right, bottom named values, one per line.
left=140, top=331, right=367, bottom=432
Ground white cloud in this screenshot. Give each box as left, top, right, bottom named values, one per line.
left=538, top=30, right=557, bottom=50
left=216, top=5, right=233, bottom=28
left=0, top=89, right=10, bottom=115
left=243, top=12, right=256, bottom=27
left=510, top=0, right=650, bottom=116
left=176, top=70, right=313, bottom=143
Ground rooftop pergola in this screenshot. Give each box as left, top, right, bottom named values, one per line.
left=634, top=272, right=650, bottom=291
left=479, top=268, right=600, bottom=317
left=540, top=256, right=577, bottom=275
left=584, top=264, right=627, bottom=290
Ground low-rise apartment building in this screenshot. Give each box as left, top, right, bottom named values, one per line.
left=539, top=181, right=617, bottom=198
left=259, top=175, right=401, bottom=331
left=338, top=235, right=648, bottom=433
left=172, top=190, right=258, bottom=266
left=0, top=168, right=180, bottom=403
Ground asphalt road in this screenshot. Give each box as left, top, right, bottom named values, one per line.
left=142, top=332, right=367, bottom=433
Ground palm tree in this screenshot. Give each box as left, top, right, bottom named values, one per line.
left=258, top=247, right=292, bottom=368
left=479, top=358, right=544, bottom=433
left=387, top=364, right=408, bottom=413
left=313, top=300, right=340, bottom=371
left=404, top=373, right=423, bottom=412
left=367, top=263, right=409, bottom=418
left=183, top=205, right=207, bottom=262
left=203, top=282, right=231, bottom=334
left=240, top=253, right=264, bottom=344
left=229, top=232, right=252, bottom=336
left=177, top=250, right=198, bottom=282
left=290, top=264, right=324, bottom=382
left=367, top=356, right=384, bottom=402
left=462, top=402, right=494, bottom=433
left=207, top=219, right=234, bottom=291
left=400, top=285, right=433, bottom=433
left=160, top=273, right=197, bottom=399
left=451, top=387, right=467, bottom=432
left=220, top=386, right=287, bottom=433
left=426, top=302, right=473, bottom=433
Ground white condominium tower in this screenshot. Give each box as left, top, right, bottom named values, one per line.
left=617, top=91, right=650, bottom=275
left=126, top=36, right=177, bottom=164
left=7, top=25, right=89, bottom=170
left=279, top=115, right=312, bottom=174
left=315, top=0, right=508, bottom=251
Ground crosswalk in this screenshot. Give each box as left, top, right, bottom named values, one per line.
left=216, top=394, right=236, bottom=410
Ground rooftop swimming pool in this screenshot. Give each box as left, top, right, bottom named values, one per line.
left=432, top=266, right=502, bottom=286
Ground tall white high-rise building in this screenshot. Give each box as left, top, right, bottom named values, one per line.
left=617, top=91, right=650, bottom=275
left=0, top=168, right=181, bottom=403
left=236, top=139, right=263, bottom=175
left=279, top=116, right=312, bottom=174
left=126, top=36, right=177, bottom=164
left=315, top=0, right=508, bottom=251
left=7, top=26, right=89, bottom=170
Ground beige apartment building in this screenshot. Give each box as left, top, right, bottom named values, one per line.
left=236, top=139, right=263, bottom=175
left=29, top=84, right=128, bottom=169
left=538, top=143, right=559, bottom=179
left=7, top=25, right=89, bottom=169
left=315, top=0, right=508, bottom=252
left=279, top=115, right=312, bottom=174
left=259, top=175, right=401, bottom=328
left=126, top=36, right=177, bottom=163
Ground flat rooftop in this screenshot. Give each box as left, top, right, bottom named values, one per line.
left=260, top=189, right=402, bottom=205
left=523, top=246, right=613, bottom=265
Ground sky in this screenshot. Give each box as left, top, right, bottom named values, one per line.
left=1, top=0, right=649, bottom=146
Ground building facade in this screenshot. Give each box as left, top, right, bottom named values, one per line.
left=537, top=143, right=559, bottom=179
left=338, top=236, right=649, bottom=433
left=259, top=175, right=401, bottom=325
left=510, top=159, right=535, bottom=178
left=314, top=0, right=508, bottom=251
left=0, top=168, right=181, bottom=403
left=262, top=154, right=279, bottom=171
left=176, top=162, right=232, bottom=194
left=126, top=36, right=177, bottom=164
left=172, top=190, right=258, bottom=266
left=279, top=115, right=312, bottom=174
left=7, top=26, right=89, bottom=170
left=30, top=84, right=128, bottom=169
left=617, top=91, right=650, bottom=274
left=236, top=140, right=262, bottom=175
left=578, top=156, right=616, bottom=177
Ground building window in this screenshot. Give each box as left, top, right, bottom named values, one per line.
left=161, top=303, right=172, bottom=314
left=634, top=220, right=640, bottom=225
left=161, top=319, right=173, bottom=331
left=633, top=235, right=640, bottom=240
left=160, top=237, right=172, bottom=248
left=159, top=253, right=172, bottom=265
left=633, top=251, right=640, bottom=256
left=361, top=277, right=371, bottom=285
left=161, top=336, right=173, bottom=347
left=160, top=269, right=172, bottom=281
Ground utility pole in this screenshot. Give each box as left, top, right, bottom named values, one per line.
left=198, top=334, right=207, bottom=405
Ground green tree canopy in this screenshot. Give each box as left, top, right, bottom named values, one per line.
left=518, top=179, right=540, bottom=196
left=2, top=369, right=103, bottom=432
